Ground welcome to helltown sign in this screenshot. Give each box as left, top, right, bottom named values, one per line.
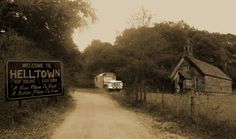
left=6, top=60, right=63, bottom=101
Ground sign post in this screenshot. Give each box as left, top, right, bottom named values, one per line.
left=6, top=60, right=63, bottom=101
left=18, top=100, right=21, bottom=108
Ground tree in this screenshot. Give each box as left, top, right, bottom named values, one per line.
left=0, top=0, right=96, bottom=44
left=0, top=0, right=96, bottom=88
left=81, top=21, right=236, bottom=91
left=80, top=40, right=114, bottom=86
left=128, top=6, right=153, bottom=28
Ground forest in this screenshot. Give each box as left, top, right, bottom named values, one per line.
left=80, top=21, right=236, bottom=91
left=1, top=0, right=236, bottom=97
left=1, top=0, right=236, bottom=137
left=0, top=0, right=94, bottom=135
left=0, top=0, right=95, bottom=97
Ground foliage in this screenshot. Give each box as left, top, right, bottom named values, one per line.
left=0, top=0, right=95, bottom=43
left=0, top=0, right=96, bottom=88
left=0, top=0, right=95, bottom=135
left=81, top=21, right=236, bottom=91
left=128, top=6, right=153, bottom=28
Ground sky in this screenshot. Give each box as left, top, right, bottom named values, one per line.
left=72, top=0, right=236, bottom=51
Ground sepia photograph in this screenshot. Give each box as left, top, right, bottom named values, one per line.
left=0, top=0, right=236, bottom=138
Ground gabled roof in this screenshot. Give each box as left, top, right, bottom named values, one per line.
left=170, top=57, right=184, bottom=79
left=96, top=72, right=116, bottom=77
left=170, top=56, right=232, bottom=81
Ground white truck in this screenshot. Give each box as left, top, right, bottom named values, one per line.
left=106, top=80, right=123, bottom=91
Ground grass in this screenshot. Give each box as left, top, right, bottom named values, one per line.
left=110, top=91, right=236, bottom=139
left=0, top=60, right=76, bottom=138
left=146, top=93, right=236, bottom=125
left=0, top=88, right=75, bottom=139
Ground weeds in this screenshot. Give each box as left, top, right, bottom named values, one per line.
left=0, top=88, right=74, bottom=138
left=110, top=91, right=236, bottom=139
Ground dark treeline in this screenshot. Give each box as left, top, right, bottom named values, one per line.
left=1, top=1, right=236, bottom=100
left=0, top=0, right=95, bottom=97
left=0, top=0, right=95, bottom=130
left=80, top=21, right=236, bottom=91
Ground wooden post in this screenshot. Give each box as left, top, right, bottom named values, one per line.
left=161, top=91, right=164, bottom=111
left=190, top=90, right=195, bottom=119
left=143, top=86, right=147, bottom=102
left=18, top=100, right=22, bottom=108
left=55, top=96, right=58, bottom=104
left=206, top=92, right=209, bottom=116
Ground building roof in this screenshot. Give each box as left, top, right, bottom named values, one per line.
left=96, top=72, right=116, bottom=77
left=170, top=56, right=232, bottom=81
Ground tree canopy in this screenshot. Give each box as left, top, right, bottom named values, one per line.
left=0, top=0, right=95, bottom=43
left=0, top=0, right=96, bottom=89
left=81, top=21, right=236, bottom=90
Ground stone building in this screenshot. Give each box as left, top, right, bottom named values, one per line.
left=170, top=44, right=232, bottom=94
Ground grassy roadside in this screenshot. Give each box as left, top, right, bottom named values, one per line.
left=109, top=92, right=236, bottom=139
left=0, top=88, right=75, bottom=139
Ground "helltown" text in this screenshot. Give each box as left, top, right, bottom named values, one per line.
left=9, top=69, right=61, bottom=79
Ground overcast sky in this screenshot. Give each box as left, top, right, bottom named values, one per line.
left=72, top=0, right=236, bottom=51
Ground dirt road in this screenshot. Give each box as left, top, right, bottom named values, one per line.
left=52, top=90, right=185, bottom=139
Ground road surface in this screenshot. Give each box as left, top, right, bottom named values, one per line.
left=52, top=89, right=185, bottom=139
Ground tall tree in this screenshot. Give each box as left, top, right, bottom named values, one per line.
left=0, top=0, right=96, bottom=88
left=0, top=0, right=96, bottom=44
left=128, top=6, right=153, bottom=28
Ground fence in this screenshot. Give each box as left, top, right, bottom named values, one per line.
left=146, top=92, right=236, bottom=125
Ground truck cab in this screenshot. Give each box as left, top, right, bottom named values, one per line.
left=106, top=80, right=123, bottom=91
